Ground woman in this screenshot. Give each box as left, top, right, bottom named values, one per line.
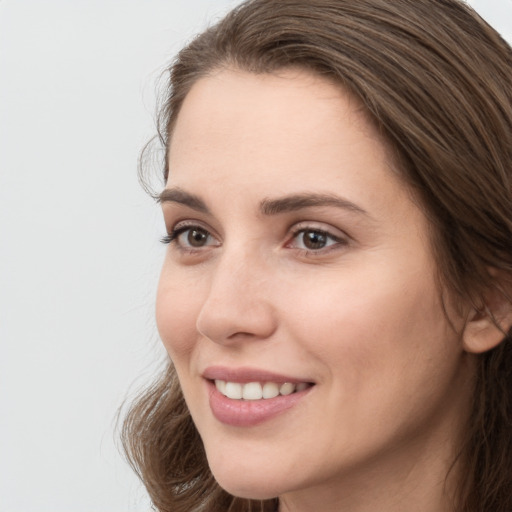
left=122, top=1, right=512, bottom=510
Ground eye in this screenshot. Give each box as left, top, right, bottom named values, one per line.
left=178, top=227, right=212, bottom=248
left=288, top=227, right=345, bottom=252
left=161, top=225, right=219, bottom=249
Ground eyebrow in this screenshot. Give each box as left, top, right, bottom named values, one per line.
left=159, top=188, right=369, bottom=217
left=260, top=193, right=368, bottom=216
left=158, top=188, right=210, bottom=213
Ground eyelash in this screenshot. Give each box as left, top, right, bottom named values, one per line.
left=160, top=234, right=175, bottom=245
left=161, top=223, right=348, bottom=255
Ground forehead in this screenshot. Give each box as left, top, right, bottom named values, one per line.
left=168, top=68, right=393, bottom=191
left=171, top=68, right=373, bottom=143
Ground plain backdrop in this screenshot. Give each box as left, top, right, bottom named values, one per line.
left=0, top=1, right=511, bottom=511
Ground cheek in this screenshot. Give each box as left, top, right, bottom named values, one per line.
left=283, top=268, right=466, bottom=457
left=155, top=265, right=203, bottom=360
left=284, top=261, right=456, bottom=387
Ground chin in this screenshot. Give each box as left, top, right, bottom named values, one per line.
left=209, top=464, right=285, bottom=501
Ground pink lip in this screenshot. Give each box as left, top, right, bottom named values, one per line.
left=202, top=365, right=311, bottom=384
left=203, top=366, right=314, bottom=427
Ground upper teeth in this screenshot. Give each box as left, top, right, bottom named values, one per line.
left=215, top=380, right=309, bottom=400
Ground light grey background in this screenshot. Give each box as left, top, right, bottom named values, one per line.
left=0, top=1, right=510, bottom=511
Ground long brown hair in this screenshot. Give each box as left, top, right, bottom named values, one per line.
left=122, top=1, right=512, bottom=510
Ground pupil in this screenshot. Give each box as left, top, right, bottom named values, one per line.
left=304, top=230, right=326, bottom=249
left=188, top=229, right=207, bottom=247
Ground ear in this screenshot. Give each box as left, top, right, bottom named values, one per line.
left=463, top=279, right=512, bottom=354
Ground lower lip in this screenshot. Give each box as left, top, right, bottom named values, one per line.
left=207, top=381, right=312, bottom=427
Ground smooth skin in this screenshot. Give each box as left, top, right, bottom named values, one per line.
left=156, top=68, right=480, bottom=512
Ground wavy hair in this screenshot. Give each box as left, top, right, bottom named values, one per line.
left=122, top=1, right=512, bottom=510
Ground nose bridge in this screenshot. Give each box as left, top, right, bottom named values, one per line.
left=196, top=241, right=277, bottom=343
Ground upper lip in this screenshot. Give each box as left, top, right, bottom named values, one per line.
left=202, top=365, right=313, bottom=384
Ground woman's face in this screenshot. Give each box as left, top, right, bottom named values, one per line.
left=157, top=69, right=474, bottom=505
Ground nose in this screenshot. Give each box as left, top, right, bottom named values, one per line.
left=196, top=247, right=278, bottom=345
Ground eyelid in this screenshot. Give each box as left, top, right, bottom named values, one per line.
left=170, top=218, right=217, bottom=236
left=288, top=221, right=348, bottom=239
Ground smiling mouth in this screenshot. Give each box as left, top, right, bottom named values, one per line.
left=214, top=380, right=313, bottom=400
